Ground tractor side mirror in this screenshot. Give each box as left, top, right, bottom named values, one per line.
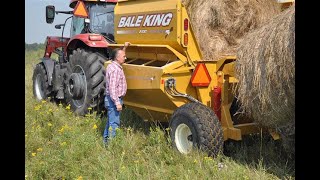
left=46, top=5, right=55, bottom=24
left=55, top=24, right=64, bottom=29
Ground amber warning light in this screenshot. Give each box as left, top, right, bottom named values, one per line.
left=190, top=63, right=211, bottom=87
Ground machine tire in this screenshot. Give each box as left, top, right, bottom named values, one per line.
left=66, top=48, right=106, bottom=115
left=169, top=102, right=224, bottom=157
left=32, top=62, right=52, bottom=100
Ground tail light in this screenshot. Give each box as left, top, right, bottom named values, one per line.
left=184, top=33, right=188, bottom=46
left=184, top=18, right=189, bottom=31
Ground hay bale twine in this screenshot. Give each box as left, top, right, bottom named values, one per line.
left=181, top=0, right=282, bottom=61
left=235, top=5, right=295, bottom=154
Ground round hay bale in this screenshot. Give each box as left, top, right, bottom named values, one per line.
left=181, top=0, right=282, bottom=61
left=235, top=5, right=295, bottom=130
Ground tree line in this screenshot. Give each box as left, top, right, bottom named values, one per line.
left=25, top=42, right=46, bottom=51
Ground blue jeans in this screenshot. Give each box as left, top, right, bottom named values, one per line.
left=103, top=95, right=123, bottom=142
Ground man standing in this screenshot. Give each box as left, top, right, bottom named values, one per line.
left=103, top=42, right=131, bottom=144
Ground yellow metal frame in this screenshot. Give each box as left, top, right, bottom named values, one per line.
left=215, top=58, right=281, bottom=140
left=107, top=44, right=188, bottom=63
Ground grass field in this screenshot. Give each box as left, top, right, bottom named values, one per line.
left=25, top=49, right=295, bottom=179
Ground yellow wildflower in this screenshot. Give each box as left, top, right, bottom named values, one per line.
left=48, top=108, right=53, bottom=112
left=34, top=105, right=41, bottom=111
left=47, top=123, right=53, bottom=127
left=41, top=100, right=46, bottom=103
left=66, top=105, right=71, bottom=110
left=88, top=107, right=92, bottom=110
left=37, top=148, right=43, bottom=152
left=76, top=176, right=83, bottom=180
left=193, top=159, right=197, bottom=163
left=58, top=127, right=64, bottom=133
left=60, top=142, right=67, bottom=146
left=92, top=124, right=98, bottom=129
left=126, top=127, right=132, bottom=132
left=109, top=126, right=113, bottom=131
left=31, top=152, right=36, bottom=157
left=58, top=125, right=71, bottom=133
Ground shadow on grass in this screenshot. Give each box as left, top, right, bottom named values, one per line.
left=97, top=106, right=169, bottom=137
left=223, top=133, right=295, bottom=178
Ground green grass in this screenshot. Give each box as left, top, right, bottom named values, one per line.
left=25, top=49, right=295, bottom=179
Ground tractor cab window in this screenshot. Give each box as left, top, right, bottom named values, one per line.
left=89, top=3, right=115, bottom=41
left=71, top=16, right=85, bottom=37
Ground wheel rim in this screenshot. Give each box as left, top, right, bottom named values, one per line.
left=68, top=73, right=85, bottom=100
left=175, top=123, right=193, bottom=154
left=69, top=65, right=87, bottom=108
left=34, top=74, right=44, bottom=100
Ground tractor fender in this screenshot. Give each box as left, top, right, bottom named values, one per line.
left=67, top=33, right=109, bottom=55
left=40, top=57, right=55, bottom=86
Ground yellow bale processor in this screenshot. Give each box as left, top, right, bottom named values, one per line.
left=34, top=0, right=291, bottom=156
left=106, top=0, right=262, bottom=156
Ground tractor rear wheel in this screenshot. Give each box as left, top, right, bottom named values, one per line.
left=66, top=48, right=106, bottom=115
left=169, top=102, right=224, bottom=157
left=32, top=62, right=52, bottom=100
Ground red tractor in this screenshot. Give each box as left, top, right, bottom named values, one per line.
left=33, top=0, right=118, bottom=115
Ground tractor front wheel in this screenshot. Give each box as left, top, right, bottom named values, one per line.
left=169, top=102, right=224, bottom=157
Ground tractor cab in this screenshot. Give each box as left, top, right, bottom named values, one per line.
left=70, top=0, right=116, bottom=42
left=46, top=0, right=117, bottom=43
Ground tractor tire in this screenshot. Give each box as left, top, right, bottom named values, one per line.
left=32, top=62, right=52, bottom=100
left=66, top=48, right=106, bottom=115
left=169, top=102, right=224, bottom=157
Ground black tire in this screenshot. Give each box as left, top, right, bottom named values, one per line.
left=66, top=48, right=106, bottom=115
left=32, top=62, right=52, bottom=100
left=169, top=102, right=224, bottom=157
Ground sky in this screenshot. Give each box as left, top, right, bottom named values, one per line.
left=25, top=0, right=73, bottom=44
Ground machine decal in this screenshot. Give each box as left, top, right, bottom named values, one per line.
left=117, top=29, right=172, bottom=35
left=118, top=13, right=173, bottom=28
left=73, top=1, right=89, bottom=18
left=126, top=75, right=156, bottom=81
left=117, top=30, right=137, bottom=34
